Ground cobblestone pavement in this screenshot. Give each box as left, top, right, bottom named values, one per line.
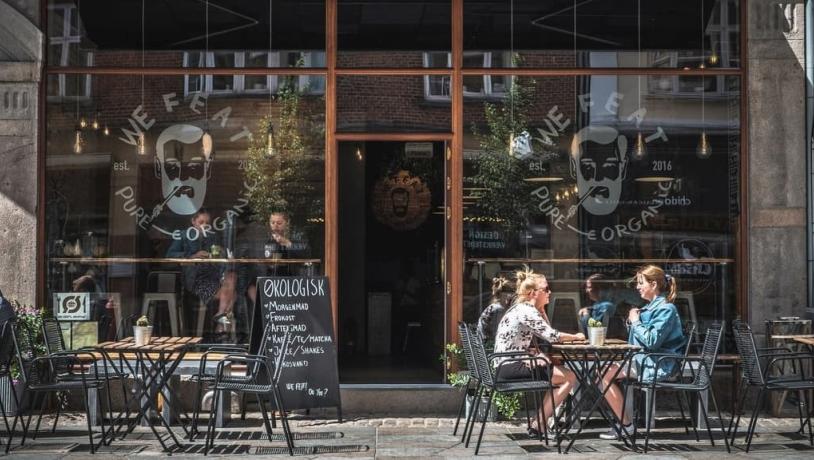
left=3, top=413, right=813, bottom=459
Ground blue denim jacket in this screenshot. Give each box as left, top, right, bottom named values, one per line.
left=628, top=295, right=685, bottom=382
left=579, top=300, right=616, bottom=336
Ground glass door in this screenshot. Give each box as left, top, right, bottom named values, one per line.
left=337, top=141, right=447, bottom=383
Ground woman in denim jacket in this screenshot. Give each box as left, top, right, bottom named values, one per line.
left=597, top=264, right=684, bottom=440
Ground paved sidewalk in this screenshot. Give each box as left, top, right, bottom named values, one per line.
left=3, top=413, right=813, bottom=459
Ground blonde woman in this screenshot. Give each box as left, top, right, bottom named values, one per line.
left=598, top=264, right=685, bottom=440
left=493, top=269, right=584, bottom=435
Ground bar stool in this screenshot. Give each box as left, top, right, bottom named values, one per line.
left=141, top=271, right=183, bottom=336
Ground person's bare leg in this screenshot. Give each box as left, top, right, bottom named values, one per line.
left=533, top=366, right=577, bottom=430
left=601, top=364, right=631, bottom=425
left=214, top=272, right=237, bottom=333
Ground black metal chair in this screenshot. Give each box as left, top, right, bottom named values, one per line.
left=0, top=321, right=17, bottom=450
left=31, top=318, right=129, bottom=442
left=632, top=323, right=730, bottom=453
left=730, top=320, right=814, bottom=451
left=189, top=321, right=273, bottom=441
left=619, top=321, right=698, bottom=441
left=8, top=320, right=111, bottom=453
left=452, top=322, right=481, bottom=438
left=204, top=330, right=295, bottom=455
left=459, top=324, right=558, bottom=455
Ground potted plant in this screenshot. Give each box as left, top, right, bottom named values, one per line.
left=587, top=318, right=607, bottom=346
left=441, top=343, right=521, bottom=421
left=133, top=315, right=153, bottom=346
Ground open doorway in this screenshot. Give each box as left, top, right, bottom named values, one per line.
left=338, top=141, right=446, bottom=383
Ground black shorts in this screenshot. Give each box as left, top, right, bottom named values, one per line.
left=496, top=361, right=550, bottom=381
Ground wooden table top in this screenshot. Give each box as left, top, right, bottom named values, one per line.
left=552, top=338, right=640, bottom=351
left=97, top=336, right=202, bottom=353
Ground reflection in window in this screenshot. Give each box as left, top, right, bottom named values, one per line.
left=423, top=52, right=510, bottom=101
left=47, top=3, right=93, bottom=99
left=183, top=51, right=326, bottom=96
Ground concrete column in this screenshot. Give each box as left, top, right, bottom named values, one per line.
left=0, top=1, right=41, bottom=304
left=748, top=1, right=808, bottom=334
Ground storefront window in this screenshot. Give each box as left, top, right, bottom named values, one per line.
left=338, top=0, right=451, bottom=68
left=462, top=75, right=740, bottom=343
left=337, top=76, right=452, bottom=132
left=45, top=74, right=325, bottom=344
left=47, top=0, right=326, bottom=69
left=463, top=0, right=739, bottom=69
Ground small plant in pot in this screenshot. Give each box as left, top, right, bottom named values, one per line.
left=133, top=315, right=153, bottom=346
left=586, top=318, right=607, bottom=346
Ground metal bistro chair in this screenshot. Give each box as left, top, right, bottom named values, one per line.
left=0, top=321, right=16, bottom=449
left=632, top=323, right=730, bottom=453
left=189, top=321, right=273, bottom=441
left=452, top=322, right=481, bottom=438
left=33, top=318, right=130, bottom=442
left=461, top=324, right=558, bottom=455
left=8, top=321, right=112, bottom=454
left=620, top=321, right=698, bottom=437
left=730, top=320, right=814, bottom=451
left=204, top=330, right=295, bottom=456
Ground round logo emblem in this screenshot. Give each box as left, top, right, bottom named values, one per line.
left=371, top=170, right=432, bottom=231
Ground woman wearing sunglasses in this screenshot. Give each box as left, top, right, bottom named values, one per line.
left=493, top=268, right=585, bottom=436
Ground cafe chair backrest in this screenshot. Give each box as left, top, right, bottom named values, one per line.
left=457, top=322, right=479, bottom=381
left=0, top=320, right=16, bottom=377
left=732, top=320, right=765, bottom=386
left=42, top=318, right=68, bottom=355
left=682, top=321, right=698, bottom=357
left=693, top=322, right=723, bottom=387
left=11, top=321, right=39, bottom=385
left=467, top=326, right=494, bottom=387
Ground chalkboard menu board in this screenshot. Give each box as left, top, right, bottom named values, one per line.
left=250, top=276, right=341, bottom=412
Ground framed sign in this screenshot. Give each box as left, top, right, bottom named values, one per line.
left=53, top=292, right=91, bottom=321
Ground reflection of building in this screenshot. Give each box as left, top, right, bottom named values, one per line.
left=0, top=1, right=810, bottom=392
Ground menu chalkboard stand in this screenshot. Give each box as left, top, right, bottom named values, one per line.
left=249, top=276, right=342, bottom=422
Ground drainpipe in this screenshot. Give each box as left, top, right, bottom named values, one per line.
left=807, top=0, right=814, bottom=316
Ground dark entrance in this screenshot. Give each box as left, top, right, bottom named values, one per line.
left=338, top=141, right=446, bottom=383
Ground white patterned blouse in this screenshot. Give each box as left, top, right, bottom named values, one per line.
left=493, top=302, right=561, bottom=366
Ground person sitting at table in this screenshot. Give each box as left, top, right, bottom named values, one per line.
left=493, top=268, right=585, bottom=436
left=597, top=264, right=685, bottom=440
left=578, top=273, right=617, bottom=336
left=245, top=211, right=309, bottom=305
left=166, top=208, right=237, bottom=335
left=477, top=274, right=515, bottom=343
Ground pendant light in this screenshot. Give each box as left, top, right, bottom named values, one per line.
left=137, top=0, right=147, bottom=155
left=91, top=111, right=100, bottom=130
left=201, top=0, right=213, bottom=158
left=696, top=0, right=712, bottom=159
left=507, top=0, right=520, bottom=158
left=72, top=35, right=84, bottom=155
left=265, top=0, right=277, bottom=157
left=631, top=0, right=647, bottom=160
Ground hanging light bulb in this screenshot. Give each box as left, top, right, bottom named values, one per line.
left=137, top=132, right=147, bottom=156
left=355, top=146, right=363, bottom=161
left=92, top=112, right=100, bottom=130
left=103, top=124, right=110, bottom=136
left=265, top=124, right=276, bottom=156
left=632, top=131, right=648, bottom=160
left=201, top=128, right=213, bottom=157
left=696, top=131, right=712, bottom=159
left=79, top=117, right=87, bottom=129
left=73, top=125, right=84, bottom=154
left=708, top=49, right=719, bottom=66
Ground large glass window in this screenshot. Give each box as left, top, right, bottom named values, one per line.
left=338, top=0, right=451, bottom=68
left=47, top=0, right=326, bottom=68
left=462, top=74, right=740, bottom=344
left=463, top=0, right=739, bottom=69
left=45, top=74, right=325, bottom=344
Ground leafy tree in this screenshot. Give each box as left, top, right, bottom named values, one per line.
left=243, top=80, right=324, bottom=222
